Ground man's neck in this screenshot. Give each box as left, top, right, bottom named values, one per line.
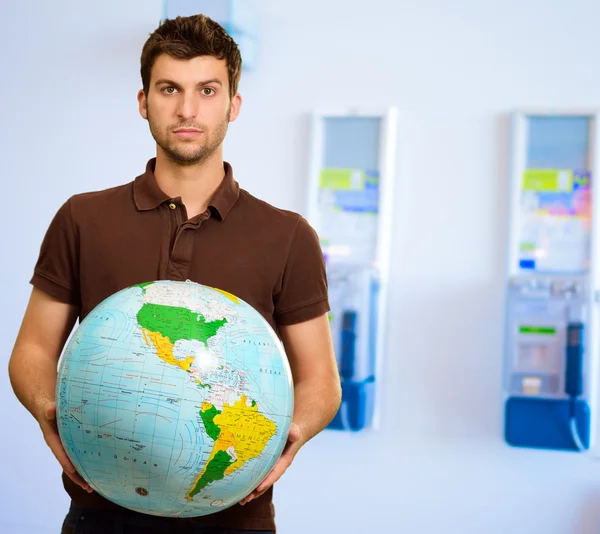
left=154, top=148, right=225, bottom=219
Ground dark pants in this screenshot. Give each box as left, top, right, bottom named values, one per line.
left=61, top=503, right=274, bottom=534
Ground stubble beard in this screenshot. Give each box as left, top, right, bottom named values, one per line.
left=147, top=104, right=231, bottom=167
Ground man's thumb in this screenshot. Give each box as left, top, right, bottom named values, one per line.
left=44, top=401, right=56, bottom=420
left=288, top=423, right=301, bottom=443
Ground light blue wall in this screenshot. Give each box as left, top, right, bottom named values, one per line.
left=3, top=1, right=600, bottom=533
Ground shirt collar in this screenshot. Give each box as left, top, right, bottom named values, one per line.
left=133, top=158, right=239, bottom=221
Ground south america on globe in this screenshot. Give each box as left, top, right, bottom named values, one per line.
left=55, top=280, right=294, bottom=517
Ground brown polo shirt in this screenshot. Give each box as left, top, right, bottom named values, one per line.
left=30, top=158, right=330, bottom=531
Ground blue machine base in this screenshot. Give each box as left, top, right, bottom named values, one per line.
left=328, top=378, right=375, bottom=431
left=505, top=396, right=590, bottom=451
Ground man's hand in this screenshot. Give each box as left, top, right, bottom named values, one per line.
left=37, top=400, right=93, bottom=494
left=237, top=314, right=342, bottom=506
left=239, top=423, right=302, bottom=506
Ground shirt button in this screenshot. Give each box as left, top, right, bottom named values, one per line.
left=168, top=202, right=177, bottom=210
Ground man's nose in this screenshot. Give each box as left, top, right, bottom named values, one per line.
left=177, top=92, right=199, bottom=120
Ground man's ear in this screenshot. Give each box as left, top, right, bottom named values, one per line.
left=229, top=93, right=242, bottom=122
left=137, top=89, right=148, bottom=120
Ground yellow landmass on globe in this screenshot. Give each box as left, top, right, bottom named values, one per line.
left=211, top=287, right=240, bottom=304
left=218, top=395, right=277, bottom=476
left=142, top=328, right=195, bottom=372
left=185, top=395, right=277, bottom=500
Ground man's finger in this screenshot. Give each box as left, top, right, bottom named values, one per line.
left=239, top=490, right=257, bottom=505
left=45, top=431, right=92, bottom=491
left=66, top=470, right=93, bottom=493
left=38, top=403, right=92, bottom=493
left=250, top=456, right=291, bottom=499
left=48, top=438, right=92, bottom=492
left=256, top=462, right=286, bottom=493
left=44, top=432, right=75, bottom=473
left=239, top=429, right=300, bottom=506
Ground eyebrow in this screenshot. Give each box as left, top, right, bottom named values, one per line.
left=154, top=78, right=223, bottom=88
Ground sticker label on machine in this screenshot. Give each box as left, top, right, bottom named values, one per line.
left=518, top=169, right=591, bottom=273
left=318, top=168, right=380, bottom=264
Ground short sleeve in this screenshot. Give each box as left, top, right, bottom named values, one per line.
left=274, top=216, right=330, bottom=326
left=30, top=198, right=80, bottom=305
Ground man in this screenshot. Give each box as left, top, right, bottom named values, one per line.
left=8, top=14, right=341, bottom=534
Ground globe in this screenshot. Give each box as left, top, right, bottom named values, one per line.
left=56, top=280, right=294, bottom=517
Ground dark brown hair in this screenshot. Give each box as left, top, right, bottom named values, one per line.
left=141, top=14, right=242, bottom=99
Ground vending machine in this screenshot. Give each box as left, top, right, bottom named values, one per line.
left=503, top=110, right=600, bottom=451
left=306, top=109, right=398, bottom=431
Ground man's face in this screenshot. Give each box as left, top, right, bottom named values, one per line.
left=138, top=54, right=241, bottom=166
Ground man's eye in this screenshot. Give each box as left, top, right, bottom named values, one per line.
left=163, top=87, right=177, bottom=94
left=201, top=88, right=215, bottom=96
